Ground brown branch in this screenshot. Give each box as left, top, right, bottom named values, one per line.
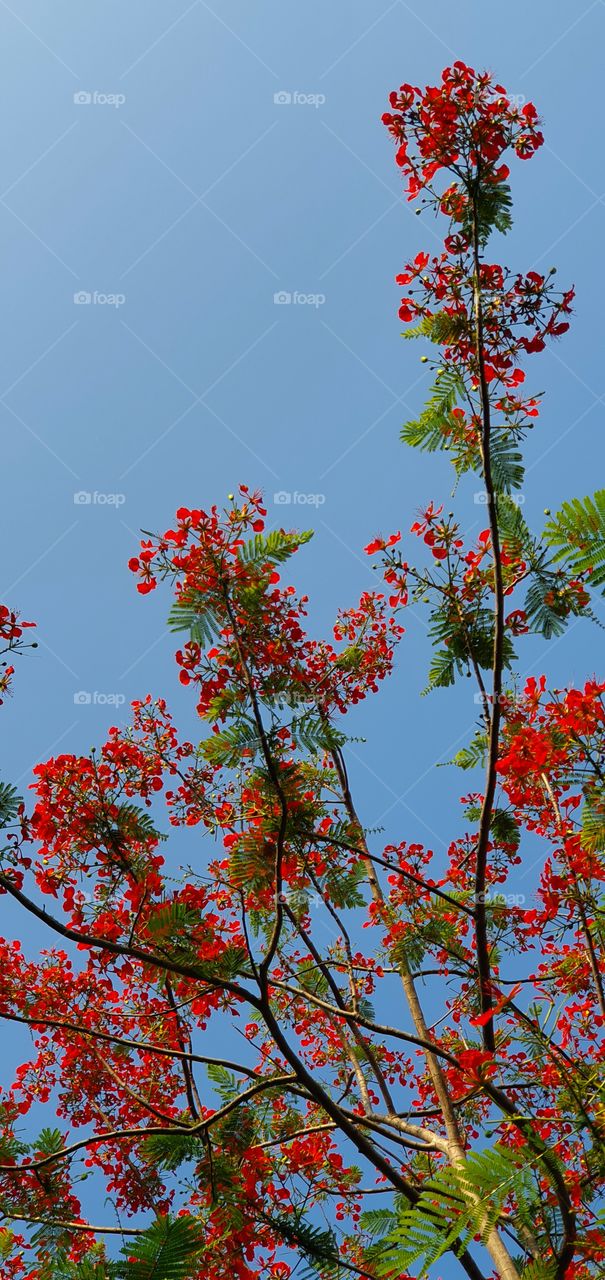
left=469, top=194, right=504, bottom=1057
left=0, top=1074, right=299, bottom=1175
left=0, top=873, right=259, bottom=1008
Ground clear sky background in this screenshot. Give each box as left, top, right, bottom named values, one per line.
left=1, top=0, right=604, bottom=1158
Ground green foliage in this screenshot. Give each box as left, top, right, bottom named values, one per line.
left=581, top=787, right=605, bottom=852
left=464, top=804, right=520, bottom=850
left=490, top=437, right=525, bottom=493
left=0, top=1104, right=29, bottom=1164
left=463, top=803, right=519, bottom=855
left=0, top=780, right=20, bottom=830
left=114, top=803, right=164, bottom=844
left=322, top=857, right=366, bottom=910
left=496, top=494, right=532, bottom=556
left=117, top=1215, right=205, bottom=1280
left=390, top=894, right=468, bottom=969
left=490, top=498, right=589, bottom=638
left=167, top=593, right=221, bottom=646
left=141, top=1128, right=204, bottom=1173
left=359, top=1204, right=399, bottom=1239
left=145, top=900, right=246, bottom=980
left=489, top=807, right=521, bottom=850
left=401, top=367, right=466, bottom=455
left=524, top=574, right=569, bottom=639
left=34, top=1128, right=66, bottom=1155
left=206, top=1062, right=241, bottom=1102
left=239, top=528, right=313, bottom=567
left=447, top=731, right=488, bottom=771
left=402, top=313, right=466, bottom=345
left=496, top=495, right=576, bottom=642
left=228, top=827, right=273, bottom=891
left=264, top=1210, right=342, bottom=1280
left=461, top=181, right=514, bottom=244
left=545, top=489, right=605, bottom=588
left=33, top=1248, right=115, bottom=1280
left=290, top=712, right=346, bottom=757
left=519, top=1262, right=556, bottom=1280
left=200, top=718, right=263, bottom=767
left=423, top=603, right=515, bottom=695
left=370, top=1145, right=532, bottom=1277
left=145, top=900, right=202, bottom=949
left=423, top=646, right=457, bottom=692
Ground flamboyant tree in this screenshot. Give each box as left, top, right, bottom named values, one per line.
left=1, top=62, right=605, bottom=1280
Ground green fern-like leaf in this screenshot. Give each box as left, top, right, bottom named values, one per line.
left=359, top=1206, right=398, bottom=1239
left=402, top=313, right=466, bottom=344
left=423, top=601, right=515, bottom=696
left=445, top=732, right=488, bottom=771
left=200, top=719, right=263, bottom=767
left=322, top=858, right=366, bottom=909
left=239, top=528, right=313, bottom=567
left=401, top=368, right=466, bottom=453
left=117, top=1215, right=205, bottom=1280
left=291, top=713, right=346, bottom=756
left=263, top=1211, right=341, bottom=1279
left=32, top=1253, right=116, bottom=1280
left=581, top=788, right=605, bottom=852
left=545, top=489, right=605, bottom=588
left=34, top=1128, right=65, bottom=1156
left=519, top=1262, right=556, bottom=1280
left=114, top=803, right=164, bottom=844
left=374, top=1145, right=532, bottom=1278
left=0, top=781, right=20, bottom=830
left=141, top=1130, right=204, bottom=1173
left=167, top=593, right=221, bottom=646
left=145, top=900, right=201, bottom=945
left=496, top=495, right=532, bottom=556
left=524, top=576, right=570, bottom=639
left=460, top=181, right=514, bottom=244
left=490, top=437, right=525, bottom=493
left=422, top=647, right=456, bottom=694
left=464, top=805, right=520, bottom=850
left=489, top=808, right=521, bottom=850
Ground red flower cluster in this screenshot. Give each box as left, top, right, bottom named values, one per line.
left=0, top=605, right=35, bottom=704
left=383, top=61, right=543, bottom=202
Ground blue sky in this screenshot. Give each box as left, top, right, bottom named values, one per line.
left=1, top=0, right=604, bottom=1124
